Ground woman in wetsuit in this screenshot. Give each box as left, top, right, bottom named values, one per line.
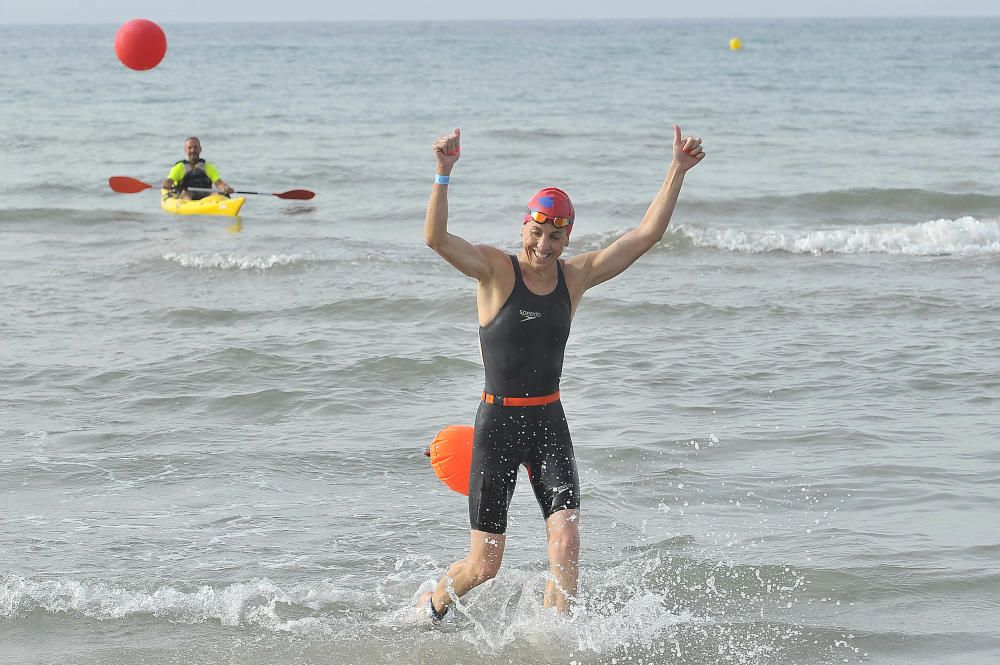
left=422, top=126, right=705, bottom=619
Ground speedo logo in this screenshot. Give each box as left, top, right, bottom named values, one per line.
left=519, top=309, right=542, bottom=322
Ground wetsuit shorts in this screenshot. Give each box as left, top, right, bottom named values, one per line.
left=468, top=399, right=580, bottom=534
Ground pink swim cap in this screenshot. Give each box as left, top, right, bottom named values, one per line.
left=523, top=187, right=575, bottom=229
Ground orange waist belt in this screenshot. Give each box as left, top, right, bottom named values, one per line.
left=481, top=390, right=560, bottom=407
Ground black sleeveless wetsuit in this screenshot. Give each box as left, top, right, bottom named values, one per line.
left=469, top=255, right=581, bottom=534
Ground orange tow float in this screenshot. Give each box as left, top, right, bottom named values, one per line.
left=424, top=425, right=474, bottom=495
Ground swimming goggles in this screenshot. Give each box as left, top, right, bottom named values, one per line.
left=525, top=209, right=574, bottom=228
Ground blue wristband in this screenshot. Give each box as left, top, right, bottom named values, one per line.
left=435, top=174, right=450, bottom=185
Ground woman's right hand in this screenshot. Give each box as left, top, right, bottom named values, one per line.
left=433, top=128, right=461, bottom=173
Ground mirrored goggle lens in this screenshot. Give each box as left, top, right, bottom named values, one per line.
left=527, top=209, right=573, bottom=228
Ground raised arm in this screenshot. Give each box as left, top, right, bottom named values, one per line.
left=423, top=128, right=498, bottom=281
left=569, top=124, right=705, bottom=290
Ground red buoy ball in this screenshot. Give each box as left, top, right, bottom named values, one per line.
left=114, top=19, right=167, bottom=71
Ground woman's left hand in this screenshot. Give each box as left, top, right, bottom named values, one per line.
left=672, top=124, right=705, bottom=171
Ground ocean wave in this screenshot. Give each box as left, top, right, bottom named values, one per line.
left=160, top=251, right=309, bottom=271
left=690, top=188, right=1000, bottom=219
left=0, top=574, right=360, bottom=631
left=483, top=127, right=575, bottom=140
left=344, top=354, right=479, bottom=381
left=0, top=551, right=855, bottom=662
left=0, top=207, right=143, bottom=224
left=158, top=294, right=472, bottom=327
left=672, top=216, right=1000, bottom=256
left=391, top=547, right=859, bottom=662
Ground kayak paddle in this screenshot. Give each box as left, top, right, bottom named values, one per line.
left=108, top=175, right=154, bottom=193
left=108, top=176, right=315, bottom=200
left=187, top=187, right=315, bottom=200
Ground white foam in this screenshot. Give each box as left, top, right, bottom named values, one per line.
left=375, top=561, right=695, bottom=658
left=161, top=251, right=305, bottom=271
left=2, top=556, right=835, bottom=661
left=675, top=216, right=1000, bottom=256
left=0, top=574, right=357, bottom=630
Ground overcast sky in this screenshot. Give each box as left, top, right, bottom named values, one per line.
left=2, top=0, right=998, bottom=23
left=0, top=0, right=1000, bottom=24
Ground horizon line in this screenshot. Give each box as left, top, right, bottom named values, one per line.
left=2, top=14, right=1000, bottom=26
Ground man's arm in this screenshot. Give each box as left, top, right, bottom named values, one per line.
left=162, top=162, right=184, bottom=190
left=206, top=163, right=234, bottom=194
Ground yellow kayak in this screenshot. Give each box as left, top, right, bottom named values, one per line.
left=160, top=189, right=245, bottom=217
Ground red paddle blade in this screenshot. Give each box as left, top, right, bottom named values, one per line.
left=109, top=176, right=153, bottom=193
left=274, top=189, right=315, bottom=200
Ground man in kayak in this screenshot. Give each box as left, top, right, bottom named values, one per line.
left=420, top=125, right=705, bottom=620
left=161, top=137, right=234, bottom=200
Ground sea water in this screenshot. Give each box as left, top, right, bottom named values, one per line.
left=1, top=18, right=999, bottom=665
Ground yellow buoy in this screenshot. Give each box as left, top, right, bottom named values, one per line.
left=730, top=37, right=743, bottom=50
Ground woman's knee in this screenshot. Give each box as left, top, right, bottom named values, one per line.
left=468, top=555, right=502, bottom=582
left=550, top=533, right=580, bottom=559
left=546, top=513, right=581, bottom=558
